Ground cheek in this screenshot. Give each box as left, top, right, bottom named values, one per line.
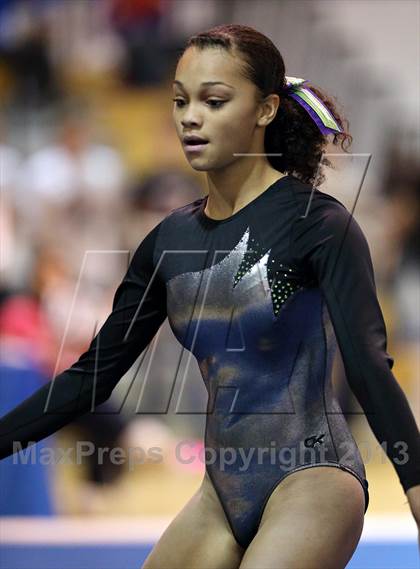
left=216, top=110, right=255, bottom=151
left=172, top=113, right=182, bottom=134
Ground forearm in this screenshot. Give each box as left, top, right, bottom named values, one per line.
left=0, top=369, right=110, bottom=459
left=348, top=362, right=420, bottom=493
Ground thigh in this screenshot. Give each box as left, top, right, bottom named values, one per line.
left=239, top=466, right=365, bottom=569
left=142, top=471, right=244, bottom=569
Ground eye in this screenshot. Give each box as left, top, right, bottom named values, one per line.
left=172, top=98, right=185, bottom=108
left=172, top=98, right=226, bottom=109
left=206, top=99, right=226, bottom=108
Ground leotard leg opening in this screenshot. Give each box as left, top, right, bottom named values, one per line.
left=206, top=461, right=369, bottom=550
left=255, top=461, right=370, bottom=534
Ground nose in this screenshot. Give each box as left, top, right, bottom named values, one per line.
left=180, top=105, right=203, bottom=129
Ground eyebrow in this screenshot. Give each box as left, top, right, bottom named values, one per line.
left=173, top=80, right=235, bottom=89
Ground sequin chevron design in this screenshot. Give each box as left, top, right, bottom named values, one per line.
left=267, top=261, right=304, bottom=316
left=232, top=228, right=304, bottom=316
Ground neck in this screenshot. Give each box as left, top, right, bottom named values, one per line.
left=204, top=158, right=286, bottom=220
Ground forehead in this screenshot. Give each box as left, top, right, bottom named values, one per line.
left=174, top=47, right=244, bottom=88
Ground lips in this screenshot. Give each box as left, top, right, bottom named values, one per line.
left=182, top=135, right=209, bottom=154
left=183, top=135, right=209, bottom=145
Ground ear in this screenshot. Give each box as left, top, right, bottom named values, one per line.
left=257, top=93, right=280, bottom=127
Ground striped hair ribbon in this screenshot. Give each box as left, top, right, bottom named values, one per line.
left=284, top=76, right=343, bottom=135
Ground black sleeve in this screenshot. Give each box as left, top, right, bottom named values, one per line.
left=290, top=196, right=420, bottom=493
left=0, top=221, right=167, bottom=459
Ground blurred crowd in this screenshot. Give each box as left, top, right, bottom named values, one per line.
left=0, top=0, right=418, bottom=517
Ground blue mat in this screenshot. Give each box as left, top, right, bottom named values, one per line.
left=1, top=542, right=418, bottom=569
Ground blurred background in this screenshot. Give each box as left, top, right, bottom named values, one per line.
left=0, top=1, right=418, bottom=568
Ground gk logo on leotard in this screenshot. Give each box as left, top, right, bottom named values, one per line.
left=304, top=433, right=325, bottom=448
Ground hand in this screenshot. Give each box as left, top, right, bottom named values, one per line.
left=406, top=485, right=420, bottom=551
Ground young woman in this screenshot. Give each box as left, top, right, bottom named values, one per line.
left=1, top=24, right=419, bottom=568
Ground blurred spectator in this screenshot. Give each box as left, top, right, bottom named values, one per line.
left=122, top=169, right=201, bottom=248
left=16, top=103, right=126, bottom=286
left=0, top=128, right=25, bottom=289
left=17, top=104, right=124, bottom=207
left=0, top=3, right=62, bottom=108
left=110, top=0, right=167, bottom=86
left=381, top=131, right=420, bottom=342
left=28, top=244, right=101, bottom=372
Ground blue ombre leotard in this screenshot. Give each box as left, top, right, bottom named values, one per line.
left=1, top=174, right=419, bottom=548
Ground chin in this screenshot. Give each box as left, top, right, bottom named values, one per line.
left=185, top=155, right=213, bottom=171
left=189, top=163, right=213, bottom=172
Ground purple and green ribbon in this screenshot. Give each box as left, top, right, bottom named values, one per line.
left=285, top=76, right=343, bottom=135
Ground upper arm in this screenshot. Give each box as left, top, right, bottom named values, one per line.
left=68, top=220, right=168, bottom=402
left=291, top=201, right=394, bottom=401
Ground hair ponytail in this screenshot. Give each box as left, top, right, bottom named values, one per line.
left=265, top=82, right=352, bottom=186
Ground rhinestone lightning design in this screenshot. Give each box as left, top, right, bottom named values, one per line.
left=232, top=228, right=303, bottom=317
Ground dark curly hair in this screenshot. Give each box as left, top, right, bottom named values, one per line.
left=179, top=24, right=352, bottom=187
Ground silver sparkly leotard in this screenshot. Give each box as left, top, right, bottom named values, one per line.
left=1, top=174, right=419, bottom=548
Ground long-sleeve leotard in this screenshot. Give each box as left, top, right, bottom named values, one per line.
left=0, top=174, right=419, bottom=499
